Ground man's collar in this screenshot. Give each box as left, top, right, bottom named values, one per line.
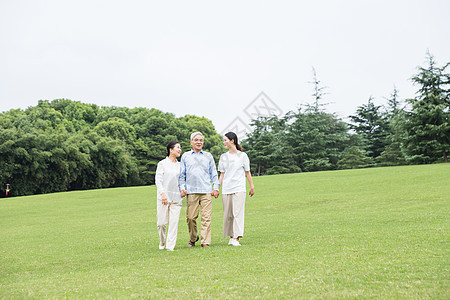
left=190, top=149, right=204, bottom=154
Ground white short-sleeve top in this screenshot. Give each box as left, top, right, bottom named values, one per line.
left=155, top=157, right=182, bottom=204
left=218, top=151, right=250, bottom=194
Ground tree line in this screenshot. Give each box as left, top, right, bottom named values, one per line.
left=0, top=101, right=223, bottom=196
left=0, top=53, right=448, bottom=197
left=243, top=53, right=449, bottom=175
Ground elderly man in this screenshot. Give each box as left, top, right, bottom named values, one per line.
left=179, top=132, right=220, bottom=248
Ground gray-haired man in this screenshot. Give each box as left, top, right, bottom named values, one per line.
left=179, top=132, right=219, bottom=247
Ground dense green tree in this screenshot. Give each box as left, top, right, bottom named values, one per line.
left=377, top=88, right=408, bottom=166
left=403, top=53, right=450, bottom=163
left=241, top=117, right=272, bottom=175
left=243, top=68, right=350, bottom=174
left=286, top=106, right=350, bottom=171
left=337, top=146, right=374, bottom=169
left=288, top=68, right=351, bottom=171
left=243, top=115, right=299, bottom=175
left=349, top=97, right=389, bottom=158
left=49, top=99, right=98, bottom=131
left=243, top=108, right=350, bottom=174
left=95, top=117, right=137, bottom=143
left=0, top=99, right=225, bottom=196
left=78, top=132, right=140, bottom=189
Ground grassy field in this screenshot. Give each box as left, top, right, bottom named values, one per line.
left=0, top=164, right=449, bottom=299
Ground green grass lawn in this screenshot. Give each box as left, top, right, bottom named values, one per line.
left=1, top=164, right=449, bottom=298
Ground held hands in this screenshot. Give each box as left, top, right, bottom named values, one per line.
left=180, top=189, right=187, bottom=198
left=161, top=192, right=169, bottom=205
left=211, top=190, right=219, bottom=198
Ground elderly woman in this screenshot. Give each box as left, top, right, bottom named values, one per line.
left=155, top=141, right=182, bottom=251
left=218, top=132, right=255, bottom=246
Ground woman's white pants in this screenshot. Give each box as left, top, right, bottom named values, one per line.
left=157, top=201, right=182, bottom=250
left=222, top=192, right=246, bottom=239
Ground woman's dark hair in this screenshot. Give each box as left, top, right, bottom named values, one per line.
left=224, top=132, right=243, bottom=151
left=166, top=140, right=180, bottom=157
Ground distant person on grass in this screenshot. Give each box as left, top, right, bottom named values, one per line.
left=155, top=141, right=183, bottom=251
left=179, top=132, right=220, bottom=248
left=218, top=132, right=255, bottom=246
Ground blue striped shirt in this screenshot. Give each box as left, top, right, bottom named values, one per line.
left=178, top=150, right=220, bottom=194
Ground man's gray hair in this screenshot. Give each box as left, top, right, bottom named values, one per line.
left=190, top=131, right=204, bottom=141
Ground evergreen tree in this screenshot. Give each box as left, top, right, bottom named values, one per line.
left=337, top=146, right=374, bottom=169
left=349, top=96, right=389, bottom=158
left=243, top=115, right=298, bottom=175
left=377, top=87, right=408, bottom=166
left=282, top=67, right=350, bottom=171
left=403, top=52, right=450, bottom=163
left=286, top=106, right=350, bottom=172
left=309, top=67, right=329, bottom=113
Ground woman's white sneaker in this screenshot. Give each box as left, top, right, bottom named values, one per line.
left=231, top=239, right=241, bottom=246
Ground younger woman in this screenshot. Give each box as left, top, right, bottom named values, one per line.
left=155, top=141, right=182, bottom=251
left=218, top=132, right=255, bottom=246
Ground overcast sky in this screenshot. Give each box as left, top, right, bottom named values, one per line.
left=1, top=0, right=449, bottom=135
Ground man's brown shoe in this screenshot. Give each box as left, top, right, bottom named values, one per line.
left=188, top=237, right=199, bottom=248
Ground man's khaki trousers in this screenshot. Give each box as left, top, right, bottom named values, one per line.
left=186, top=193, right=212, bottom=245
